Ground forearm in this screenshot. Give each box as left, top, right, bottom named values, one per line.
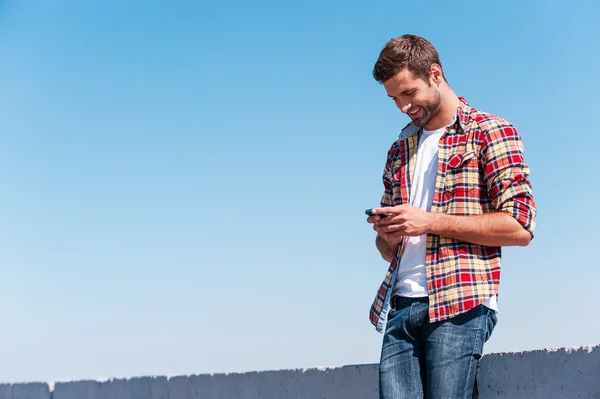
left=376, top=235, right=400, bottom=262
left=428, top=212, right=532, bottom=247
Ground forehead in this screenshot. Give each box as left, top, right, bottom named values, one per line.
left=383, top=67, right=426, bottom=96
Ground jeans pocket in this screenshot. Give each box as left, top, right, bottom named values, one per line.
left=484, top=308, right=498, bottom=342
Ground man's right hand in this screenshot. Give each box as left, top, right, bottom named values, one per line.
left=367, top=215, right=402, bottom=262
left=367, top=215, right=403, bottom=247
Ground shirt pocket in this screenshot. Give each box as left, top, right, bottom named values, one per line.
left=447, top=151, right=477, bottom=172
left=443, top=151, right=484, bottom=213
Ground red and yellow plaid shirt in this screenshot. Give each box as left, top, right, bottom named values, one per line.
left=369, top=97, right=537, bottom=332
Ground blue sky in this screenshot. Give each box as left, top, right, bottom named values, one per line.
left=0, top=0, right=599, bottom=383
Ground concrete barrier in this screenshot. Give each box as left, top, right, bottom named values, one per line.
left=52, top=377, right=169, bottom=399
left=168, top=365, right=380, bottom=399
left=1, top=345, right=598, bottom=398
left=0, top=383, right=50, bottom=399
left=477, top=345, right=600, bottom=398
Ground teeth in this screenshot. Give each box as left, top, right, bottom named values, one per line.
left=409, top=107, right=420, bottom=115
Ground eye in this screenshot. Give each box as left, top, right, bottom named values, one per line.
left=406, top=90, right=416, bottom=96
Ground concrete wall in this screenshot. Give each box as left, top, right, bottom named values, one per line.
left=477, top=345, right=599, bottom=398
left=1, top=345, right=598, bottom=398
left=0, top=383, right=50, bottom=399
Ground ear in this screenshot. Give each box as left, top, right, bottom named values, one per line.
left=430, top=64, right=443, bottom=86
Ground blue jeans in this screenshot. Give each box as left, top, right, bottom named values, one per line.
left=379, top=297, right=497, bottom=399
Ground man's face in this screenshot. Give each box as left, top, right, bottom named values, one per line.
left=383, top=67, right=441, bottom=128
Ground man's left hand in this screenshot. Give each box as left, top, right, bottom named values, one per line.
left=371, top=204, right=435, bottom=238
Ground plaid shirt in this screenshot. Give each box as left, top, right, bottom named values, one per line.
left=369, top=97, right=536, bottom=333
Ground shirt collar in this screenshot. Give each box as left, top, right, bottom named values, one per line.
left=455, top=96, right=471, bottom=133
left=398, top=96, right=471, bottom=140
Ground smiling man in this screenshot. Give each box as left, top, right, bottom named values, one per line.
left=366, top=35, right=537, bottom=398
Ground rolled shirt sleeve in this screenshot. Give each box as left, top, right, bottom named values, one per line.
left=481, top=121, right=537, bottom=237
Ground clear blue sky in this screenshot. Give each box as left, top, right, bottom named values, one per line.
left=0, top=0, right=598, bottom=383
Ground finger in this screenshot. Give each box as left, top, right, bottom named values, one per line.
left=371, top=207, right=396, bottom=217
left=366, top=215, right=381, bottom=224
left=374, top=215, right=391, bottom=225
left=378, top=231, right=391, bottom=242
left=380, top=223, right=406, bottom=234
left=387, top=232, right=404, bottom=243
left=379, top=232, right=403, bottom=246
left=373, top=224, right=391, bottom=236
left=374, top=223, right=406, bottom=238
left=377, top=214, right=405, bottom=226
left=373, top=223, right=383, bottom=234
left=372, top=205, right=406, bottom=217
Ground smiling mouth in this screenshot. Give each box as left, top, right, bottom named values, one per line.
left=408, top=107, right=422, bottom=118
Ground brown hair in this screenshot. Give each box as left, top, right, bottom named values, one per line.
left=373, top=34, right=445, bottom=83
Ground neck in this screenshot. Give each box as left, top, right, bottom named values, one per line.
left=424, top=86, right=459, bottom=130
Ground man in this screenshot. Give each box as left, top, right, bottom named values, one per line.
left=366, top=34, right=537, bottom=399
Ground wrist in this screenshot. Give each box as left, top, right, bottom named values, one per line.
left=427, top=212, right=443, bottom=235
left=376, top=235, right=400, bottom=261
left=377, top=234, right=394, bottom=248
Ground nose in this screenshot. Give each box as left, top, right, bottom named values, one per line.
left=395, top=99, right=412, bottom=114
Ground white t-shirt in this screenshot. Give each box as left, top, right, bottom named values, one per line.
left=391, top=124, right=498, bottom=311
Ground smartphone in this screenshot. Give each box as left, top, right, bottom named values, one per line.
left=365, top=208, right=387, bottom=218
